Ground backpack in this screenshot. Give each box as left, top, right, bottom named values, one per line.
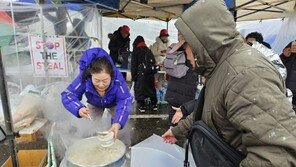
left=164, top=51, right=189, bottom=78
left=118, top=51, right=132, bottom=69
left=184, top=87, right=245, bottom=167
left=138, top=49, right=159, bottom=75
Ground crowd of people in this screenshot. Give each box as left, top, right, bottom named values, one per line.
left=60, top=0, right=296, bottom=165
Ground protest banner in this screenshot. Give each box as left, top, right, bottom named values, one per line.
left=29, top=35, right=68, bottom=77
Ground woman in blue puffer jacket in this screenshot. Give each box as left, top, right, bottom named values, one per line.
left=61, top=48, right=132, bottom=139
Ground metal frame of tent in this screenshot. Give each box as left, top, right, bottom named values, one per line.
left=72, top=0, right=295, bottom=21
left=232, top=0, right=296, bottom=21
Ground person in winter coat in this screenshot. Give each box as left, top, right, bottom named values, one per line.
left=108, top=25, right=130, bottom=65
left=280, top=41, right=296, bottom=107
left=151, top=29, right=170, bottom=103
left=131, top=36, right=157, bottom=112
left=61, top=48, right=132, bottom=139
left=165, top=33, right=197, bottom=125
left=162, top=0, right=296, bottom=166
left=151, top=29, right=170, bottom=64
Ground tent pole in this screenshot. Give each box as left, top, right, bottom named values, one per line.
left=166, top=21, right=168, bottom=30
left=166, top=18, right=169, bottom=30
left=100, top=10, right=103, bottom=47
left=234, top=4, right=237, bottom=22
left=9, top=0, right=23, bottom=91
left=0, top=48, right=19, bottom=167
left=39, top=2, right=49, bottom=82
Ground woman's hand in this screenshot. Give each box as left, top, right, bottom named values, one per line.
left=78, top=107, right=90, bottom=119
left=171, top=106, right=183, bottom=124
left=162, top=128, right=177, bottom=144
left=109, top=123, right=121, bottom=139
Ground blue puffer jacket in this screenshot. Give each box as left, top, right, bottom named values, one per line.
left=61, top=48, right=132, bottom=128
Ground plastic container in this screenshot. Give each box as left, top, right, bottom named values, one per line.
left=131, top=134, right=196, bottom=167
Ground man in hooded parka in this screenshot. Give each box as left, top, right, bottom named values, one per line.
left=162, top=0, right=296, bottom=166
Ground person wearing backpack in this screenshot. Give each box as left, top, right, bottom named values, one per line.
left=131, top=36, right=158, bottom=112
left=61, top=48, right=132, bottom=139
left=164, top=33, right=198, bottom=126
left=162, top=0, right=296, bottom=166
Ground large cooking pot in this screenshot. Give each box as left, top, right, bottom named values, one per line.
left=65, top=136, right=126, bottom=167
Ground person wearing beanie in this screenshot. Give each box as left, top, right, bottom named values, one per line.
left=151, top=29, right=170, bottom=104
left=108, top=25, right=131, bottom=65
left=131, top=36, right=158, bottom=112
left=151, top=29, right=170, bottom=64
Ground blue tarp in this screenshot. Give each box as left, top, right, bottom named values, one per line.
left=88, top=0, right=119, bottom=10
left=184, top=0, right=236, bottom=17
left=16, top=0, right=120, bottom=11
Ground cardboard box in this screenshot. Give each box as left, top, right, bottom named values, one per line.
left=2, top=150, right=47, bottom=167
left=17, top=119, right=47, bottom=142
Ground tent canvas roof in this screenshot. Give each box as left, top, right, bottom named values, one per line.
left=234, top=0, right=296, bottom=21
left=102, top=0, right=193, bottom=21
left=100, top=0, right=296, bottom=21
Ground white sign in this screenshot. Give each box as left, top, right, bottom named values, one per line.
left=29, top=35, right=68, bottom=77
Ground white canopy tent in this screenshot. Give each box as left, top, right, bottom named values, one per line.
left=98, top=0, right=296, bottom=22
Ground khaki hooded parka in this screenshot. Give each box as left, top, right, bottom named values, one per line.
left=172, top=0, right=296, bottom=166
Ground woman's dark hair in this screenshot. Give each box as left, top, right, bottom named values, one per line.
left=82, top=57, right=114, bottom=82
left=246, top=32, right=264, bottom=43
left=284, top=42, right=292, bottom=50
left=133, top=35, right=145, bottom=48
